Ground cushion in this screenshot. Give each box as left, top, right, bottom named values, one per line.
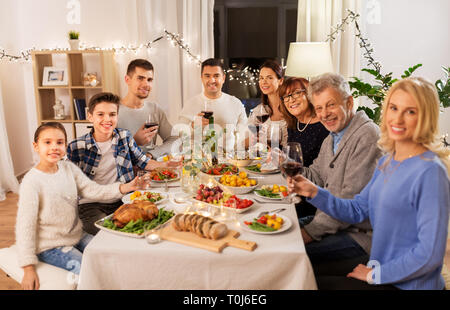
left=0, top=245, right=76, bottom=290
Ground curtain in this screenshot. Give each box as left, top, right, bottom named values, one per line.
left=0, top=84, right=20, bottom=201
left=296, top=0, right=362, bottom=79
left=135, top=0, right=215, bottom=124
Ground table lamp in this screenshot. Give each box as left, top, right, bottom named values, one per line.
left=285, top=42, right=334, bottom=79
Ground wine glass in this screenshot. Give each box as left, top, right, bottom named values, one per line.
left=137, top=170, right=151, bottom=190
left=267, top=123, right=281, bottom=150
left=280, top=142, right=303, bottom=203
left=145, top=114, right=158, bottom=148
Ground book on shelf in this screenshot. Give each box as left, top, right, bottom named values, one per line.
left=73, top=99, right=86, bottom=120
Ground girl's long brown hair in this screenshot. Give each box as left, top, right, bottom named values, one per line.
left=34, top=122, right=67, bottom=144
left=259, top=60, right=284, bottom=116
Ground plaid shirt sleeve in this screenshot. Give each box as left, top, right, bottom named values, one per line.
left=67, top=139, right=82, bottom=166
left=122, top=130, right=149, bottom=169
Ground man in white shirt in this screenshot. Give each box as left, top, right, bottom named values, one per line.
left=178, top=58, right=248, bottom=153
left=118, top=59, right=178, bottom=159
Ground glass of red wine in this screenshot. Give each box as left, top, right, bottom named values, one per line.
left=145, top=114, right=158, bottom=147
left=145, top=114, right=159, bottom=129
left=280, top=142, right=303, bottom=203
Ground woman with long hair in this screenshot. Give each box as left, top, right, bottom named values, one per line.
left=288, top=77, right=450, bottom=290
left=248, top=60, right=288, bottom=149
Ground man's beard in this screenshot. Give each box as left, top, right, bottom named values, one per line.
left=136, top=93, right=149, bottom=99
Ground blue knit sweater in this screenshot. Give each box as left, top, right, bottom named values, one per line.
left=308, top=151, right=449, bottom=290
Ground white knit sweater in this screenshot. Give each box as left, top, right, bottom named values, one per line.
left=15, top=160, right=122, bottom=267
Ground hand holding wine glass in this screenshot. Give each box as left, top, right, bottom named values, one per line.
left=287, top=174, right=318, bottom=199
left=280, top=142, right=304, bottom=203
left=135, top=114, right=158, bottom=146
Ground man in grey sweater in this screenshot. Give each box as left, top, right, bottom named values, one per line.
left=300, top=73, right=382, bottom=272
left=118, top=59, right=178, bottom=159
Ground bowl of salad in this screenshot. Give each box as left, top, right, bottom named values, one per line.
left=122, top=191, right=168, bottom=204
left=149, top=169, right=179, bottom=182
left=200, top=163, right=239, bottom=179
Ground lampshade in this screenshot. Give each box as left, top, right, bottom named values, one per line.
left=285, top=42, right=334, bottom=79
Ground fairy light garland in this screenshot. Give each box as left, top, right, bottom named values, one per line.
left=0, top=30, right=200, bottom=65
left=227, top=66, right=259, bottom=86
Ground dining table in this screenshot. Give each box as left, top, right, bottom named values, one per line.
left=77, top=170, right=317, bottom=290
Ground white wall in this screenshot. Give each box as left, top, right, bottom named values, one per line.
left=361, top=0, right=450, bottom=135
left=0, top=0, right=158, bottom=176
left=1, top=0, right=449, bottom=177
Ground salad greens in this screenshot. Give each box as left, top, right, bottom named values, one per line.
left=255, top=188, right=281, bottom=199
left=246, top=165, right=261, bottom=173
left=248, top=221, right=276, bottom=232
left=103, top=208, right=175, bottom=235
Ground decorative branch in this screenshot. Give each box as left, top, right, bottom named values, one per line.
left=326, top=9, right=381, bottom=73
left=0, top=30, right=197, bottom=64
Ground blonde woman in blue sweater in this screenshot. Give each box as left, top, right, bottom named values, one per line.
left=288, top=77, right=450, bottom=290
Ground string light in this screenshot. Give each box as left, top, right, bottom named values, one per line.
left=0, top=30, right=196, bottom=64
left=226, top=66, right=259, bottom=86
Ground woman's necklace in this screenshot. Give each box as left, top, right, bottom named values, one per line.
left=297, top=117, right=312, bottom=132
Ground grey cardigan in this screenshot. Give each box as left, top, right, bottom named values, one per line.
left=303, top=111, right=382, bottom=254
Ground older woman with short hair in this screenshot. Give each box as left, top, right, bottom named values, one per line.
left=279, top=77, right=329, bottom=222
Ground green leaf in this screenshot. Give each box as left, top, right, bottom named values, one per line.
left=357, top=106, right=375, bottom=121
left=362, top=68, right=381, bottom=78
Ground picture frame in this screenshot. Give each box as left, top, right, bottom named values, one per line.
left=42, top=67, right=68, bottom=86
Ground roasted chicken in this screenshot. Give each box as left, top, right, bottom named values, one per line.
left=112, top=200, right=159, bottom=228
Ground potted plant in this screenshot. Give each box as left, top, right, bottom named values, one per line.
left=68, top=30, right=80, bottom=50
left=350, top=65, right=450, bottom=124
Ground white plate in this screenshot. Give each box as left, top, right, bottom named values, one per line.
left=240, top=214, right=292, bottom=235
left=190, top=196, right=256, bottom=214
left=253, top=186, right=284, bottom=200
left=122, top=191, right=169, bottom=204
left=151, top=176, right=180, bottom=183
left=94, top=209, right=175, bottom=239
left=244, top=166, right=280, bottom=175
left=94, top=214, right=145, bottom=239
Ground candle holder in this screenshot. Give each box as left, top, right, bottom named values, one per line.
left=53, top=99, right=65, bottom=120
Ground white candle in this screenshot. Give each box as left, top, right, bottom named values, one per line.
left=146, top=233, right=161, bottom=244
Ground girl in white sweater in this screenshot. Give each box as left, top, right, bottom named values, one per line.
left=16, top=122, right=138, bottom=290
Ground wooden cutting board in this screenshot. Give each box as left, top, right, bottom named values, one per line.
left=158, top=224, right=257, bottom=253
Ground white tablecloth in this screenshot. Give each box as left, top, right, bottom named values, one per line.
left=77, top=173, right=317, bottom=290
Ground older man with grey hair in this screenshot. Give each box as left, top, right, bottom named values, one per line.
left=298, top=73, right=382, bottom=275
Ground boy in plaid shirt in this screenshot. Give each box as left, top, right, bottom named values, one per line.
left=67, top=92, right=179, bottom=234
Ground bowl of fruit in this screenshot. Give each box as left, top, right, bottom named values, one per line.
left=218, top=171, right=259, bottom=195
left=226, top=151, right=255, bottom=167
left=193, top=184, right=255, bottom=213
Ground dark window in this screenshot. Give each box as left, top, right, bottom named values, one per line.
left=214, top=0, right=298, bottom=108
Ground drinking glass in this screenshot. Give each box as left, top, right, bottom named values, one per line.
left=280, top=142, right=303, bottom=203
left=137, top=170, right=151, bottom=190
left=145, top=114, right=158, bottom=148
left=267, top=123, right=281, bottom=150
